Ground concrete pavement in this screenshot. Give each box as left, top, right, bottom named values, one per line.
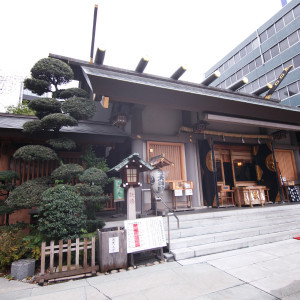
left=1, top=239, right=300, bottom=299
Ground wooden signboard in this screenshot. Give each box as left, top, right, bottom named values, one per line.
left=124, top=217, right=166, bottom=253
left=114, top=179, right=125, bottom=202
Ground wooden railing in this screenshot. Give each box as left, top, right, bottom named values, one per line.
left=36, top=237, right=98, bottom=285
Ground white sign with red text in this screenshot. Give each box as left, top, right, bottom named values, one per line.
left=124, top=217, right=166, bottom=253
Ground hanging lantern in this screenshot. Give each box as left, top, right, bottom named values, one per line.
left=150, top=169, right=165, bottom=195
left=113, top=113, right=127, bottom=127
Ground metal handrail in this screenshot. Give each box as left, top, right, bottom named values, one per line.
left=154, top=193, right=180, bottom=253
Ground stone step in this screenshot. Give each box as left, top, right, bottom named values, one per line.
left=168, top=219, right=300, bottom=250
left=166, top=204, right=300, bottom=222
left=164, top=205, right=300, bottom=230
left=166, top=214, right=300, bottom=239
left=171, top=228, right=300, bottom=260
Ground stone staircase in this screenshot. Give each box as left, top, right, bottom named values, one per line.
left=164, top=204, right=300, bottom=261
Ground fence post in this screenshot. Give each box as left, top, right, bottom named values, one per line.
left=67, top=239, right=71, bottom=271
left=83, top=238, right=88, bottom=269
left=75, top=238, right=80, bottom=268
left=40, top=242, right=46, bottom=275
left=91, top=236, right=95, bottom=267
left=58, top=240, right=63, bottom=272
left=49, top=241, right=54, bottom=273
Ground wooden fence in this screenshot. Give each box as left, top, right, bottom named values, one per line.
left=104, top=193, right=116, bottom=211
left=11, top=152, right=82, bottom=185
left=36, top=237, right=98, bottom=285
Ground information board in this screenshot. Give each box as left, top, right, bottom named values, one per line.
left=114, top=179, right=125, bottom=202
left=124, top=217, right=166, bottom=253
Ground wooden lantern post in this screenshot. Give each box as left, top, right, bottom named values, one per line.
left=109, top=153, right=154, bottom=220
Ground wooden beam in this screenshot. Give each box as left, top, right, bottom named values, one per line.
left=205, top=113, right=300, bottom=131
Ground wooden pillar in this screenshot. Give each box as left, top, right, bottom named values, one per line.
left=0, top=141, right=12, bottom=171
left=0, top=141, right=13, bottom=225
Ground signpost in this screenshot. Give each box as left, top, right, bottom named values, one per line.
left=124, top=217, right=166, bottom=254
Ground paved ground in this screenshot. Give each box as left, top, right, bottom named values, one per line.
left=1, top=239, right=300, bottom=299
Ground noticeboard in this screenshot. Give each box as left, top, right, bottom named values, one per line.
left=114, top=179, right=125, bottom=202
left=124, top=217, right=166, bottom=253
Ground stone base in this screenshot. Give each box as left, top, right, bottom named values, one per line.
left=11, top=259, right=35, bottom=280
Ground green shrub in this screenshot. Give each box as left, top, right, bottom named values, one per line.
left=30, top=58, right=73, bottom=90
left=6, top=177, right=52, bottom=209
left=0, top=224, right=43, bottom=270
left=24, top=78, right=51, bottom=96
left=51, top=164, right=84, bottom=183
left=23, top=120, right=43, bottom=134
left=41, top=113, right=78, bottom=132
left=61, top=97, right=96, bottom=120
left=22, top=231, right=43, bottom=260
left=54, top=88, right=89, bottom=99
left=13, top=145, right=58, bottom=161
left=79, top=167, right=107, bottom=185
left=28, top=98, right=61, bottom=119
left=6, top=102, right=35, bottom=115
left=46, top=138, right=76, bottom=151
left=38, top=185, right=86, bottom=241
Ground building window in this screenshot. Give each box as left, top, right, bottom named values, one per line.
left=245, top=84, right=252, bottom=93
left=237, top=69, right=243, bottom=80
left=263, top=50, right=271, bottom=62
left=266, top=70, right=275, bottom=82
left=283, top=59, right=293, bottom=69
left=270, top=44, right=279, bottom=58
left=284, top=10, right=294, bottom=25
left=255, top=56, right=263, bottom=68
left=287, top=82, right=299, bottom=97
left=288, top=31, right=299, bottom=46
left=252, top=80, right=259, bottom=91
left=246, top=43, right=252, bottom=54
left=272, top=91, right=280, bottom=100
left=147, top=141, right=186, bottom=182
left=242, top=65, right=249, bottom=76
left=230, top=73, right=237, bottom=83
left=279, top=38, right=289, bottom=52
left=252, top=38, right=259, bottom=49
left=249, top=60, right=256, bottom=72
left=267, top=25, right=275, bottom=39
left=278, top=87, right=288, bottom=100
left=293, top=54, right=300, bottom=68
left=274, top=66, right=283, bottom=78
left=228, top=57, right=234, bottom=68
left=259, top=75, right=267, bottom=87
left=260, top=31, right=268, bottom=43
left=234, top=53, right=241, bottom=63
left=294, top=4, right=300, bottom=18
left=240, top=47, right=247, bottom=58
left=275, top=18, right=284, bottom=32
left=225, top=78, right=231, bottom=87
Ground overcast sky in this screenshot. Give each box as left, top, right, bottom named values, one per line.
left=0, top=0, right=288, bottom=109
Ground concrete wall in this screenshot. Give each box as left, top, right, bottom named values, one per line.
left=142, top=106, right=182, bottom=136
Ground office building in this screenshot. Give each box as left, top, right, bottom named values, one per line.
left=204, top=0, right=300, bottom=106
